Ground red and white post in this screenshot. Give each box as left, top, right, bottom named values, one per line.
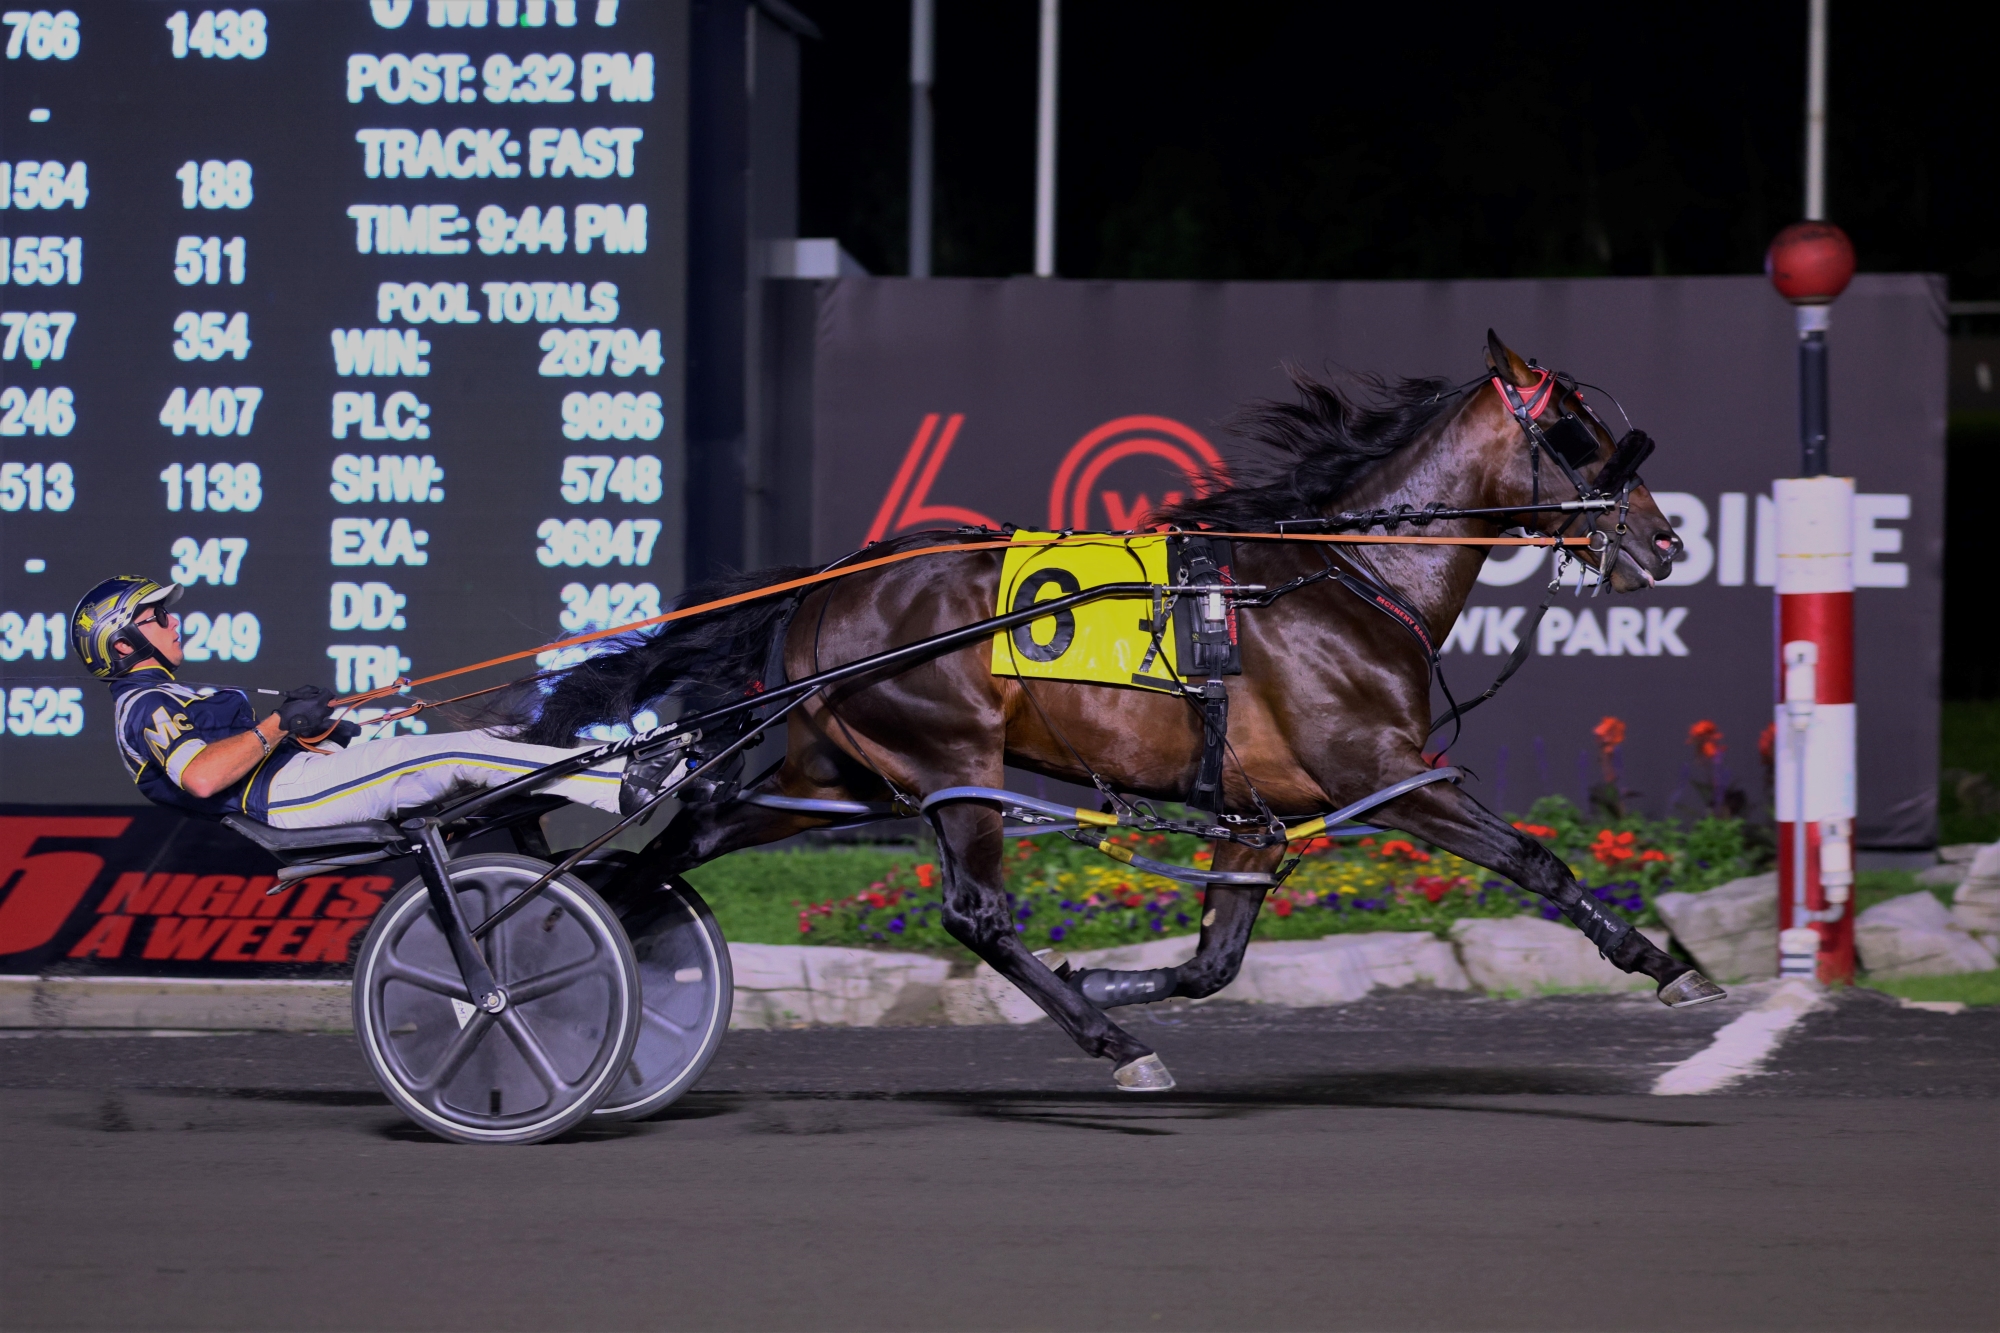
left=1774, top=477, right=1856, bottom=981
left=1767, top=214, right=1858, bottom=983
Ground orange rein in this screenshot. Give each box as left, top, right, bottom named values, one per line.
left=325, top=528, right=1595, bottom=724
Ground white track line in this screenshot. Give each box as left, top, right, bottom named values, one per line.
left=1651, top=979, right=1828, bottom=1096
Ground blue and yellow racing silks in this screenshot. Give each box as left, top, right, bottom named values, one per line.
left=108, top=664, right=295, bottom=818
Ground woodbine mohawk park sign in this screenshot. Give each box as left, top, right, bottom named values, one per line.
left=800, top=274, right=1944, bottom=848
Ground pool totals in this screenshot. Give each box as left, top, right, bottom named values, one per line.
left=0, top=1, right=686, bottom=800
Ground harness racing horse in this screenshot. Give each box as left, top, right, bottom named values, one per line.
left=528, top=331, right=1726, bottom=1091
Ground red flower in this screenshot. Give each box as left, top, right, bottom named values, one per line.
left=1272, top=898, right=1294, bottom=917
left=1638, top=849, right=1670, bottom=863
left=1413, top=875, right=1458, bottom=903
left=1687, top=719, right=1725, bottom=761
left=1590, top=829, right=1638, bottom=866
left=914, top=862, right=936, bottom=889
left=1593, top=716, right=1627, bottom=749
left=1512, top=822, right=1558, bottom=838
left=1758, top=722, right=1777, bottom=765
left=1377, top=839, right=1431, bottom=863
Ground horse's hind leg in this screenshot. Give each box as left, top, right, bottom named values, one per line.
left=1377, top=777, right=1726, bottom=1008
left=929, top=801, right=1174, bottom=1089
left=1062, top=841, right=1284, bottom=1006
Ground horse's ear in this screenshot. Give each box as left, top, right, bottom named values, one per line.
left=1485, top=329, right=1535, bottom=386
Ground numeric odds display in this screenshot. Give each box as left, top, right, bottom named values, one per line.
left=0, top=1, right=685, bottom=801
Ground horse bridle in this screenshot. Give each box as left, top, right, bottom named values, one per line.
left=1490, top=366, right=1656, bottom=508
left=1489, top=365, right=1673, bottom=580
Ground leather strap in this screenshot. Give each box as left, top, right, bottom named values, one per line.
left=1188, top=680, right=1230, bottom=815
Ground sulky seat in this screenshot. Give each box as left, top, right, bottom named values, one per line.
left=221, top=814, right=409, bottom=880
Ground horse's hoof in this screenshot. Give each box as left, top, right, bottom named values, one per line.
left=1112, top=1053, right=1176, bottom=1092
left=1659, top=970, right=1727, bottom=1009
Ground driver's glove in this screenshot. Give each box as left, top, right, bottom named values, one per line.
left=276, top=685, right=338, bottom=737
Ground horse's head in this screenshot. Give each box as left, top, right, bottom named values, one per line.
left=1483, top=330, right=1680, bottom=592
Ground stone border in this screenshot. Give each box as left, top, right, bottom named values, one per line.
left=0, top=976, right=351, bottom=1033
left=0, top=916, right=1675, bottom=1032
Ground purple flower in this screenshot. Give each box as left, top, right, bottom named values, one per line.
left=1050, top=925, right=1066, bottom=942
left=887, top=917, right=905, bottom=934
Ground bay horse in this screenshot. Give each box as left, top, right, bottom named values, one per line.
left=527, top=331, right=1725, bottom=1090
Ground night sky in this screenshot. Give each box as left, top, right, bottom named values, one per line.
left=798, top=1, right=1996, bottom=297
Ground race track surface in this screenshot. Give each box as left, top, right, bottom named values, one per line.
left=3, top=987, right=1995, bottom=1332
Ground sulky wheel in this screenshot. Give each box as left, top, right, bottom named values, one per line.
left=591, top=874, right=733, bottom=1121
left=352, top=853, right=641, bottom=1145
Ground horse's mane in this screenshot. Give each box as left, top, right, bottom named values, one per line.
left=1155, top=367, right=1461, bottom=531
left=507, top=373, right=1463, bottom=742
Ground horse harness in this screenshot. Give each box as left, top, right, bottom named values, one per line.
left=1170, top=368, right=1669, bottom=825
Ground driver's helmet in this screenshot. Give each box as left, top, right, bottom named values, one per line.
left=71, top=576, right=183, bottom=679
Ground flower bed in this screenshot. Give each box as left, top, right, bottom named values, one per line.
left=779, top=796, right=1755, bottom=960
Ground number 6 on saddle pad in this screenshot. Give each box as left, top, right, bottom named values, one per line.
left=988, top=531, right=1241, bottom=692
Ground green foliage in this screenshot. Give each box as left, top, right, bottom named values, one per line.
left=1939, top=700, right=2000, bottom=845
left=685, top=845, right=914, bottom=951
left=1852, top=870, right=1936, bottom=917
left=1860, top=970, right=2000, bottom=1007
left=1509, top=795, right=1753, bottom=895
left=689, top=797, right=1761, bottom=959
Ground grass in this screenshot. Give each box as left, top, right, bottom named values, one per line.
left=1853, top=869, right=1933, bottom=915
left=673, top=812, right=1963, bottom=960
left=680, top=805, right=1724, bottom=958
left=684, top=843, right=918, bottom=948
left=1860, top=970, right=2000, bottom=1007
left=1939, top=699, right=2000, bottom=845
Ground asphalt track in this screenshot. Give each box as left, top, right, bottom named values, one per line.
left=3, top=987, right=1995, bottom=1332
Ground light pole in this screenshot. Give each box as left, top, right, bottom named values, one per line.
left=1765, top=0, right=1859, bottom=982
left=908, top=0, right=933, bottom=277
left=1033, top=0, right=1058, bottom=277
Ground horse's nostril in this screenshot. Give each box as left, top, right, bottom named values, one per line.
left=1654, top=537, right=1674, bottom=551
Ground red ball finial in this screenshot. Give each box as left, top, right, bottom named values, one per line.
left=1766, top=222, right=1856, bottom=305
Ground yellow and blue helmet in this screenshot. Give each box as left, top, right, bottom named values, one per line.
left=71, top=575, right=182, bottom=679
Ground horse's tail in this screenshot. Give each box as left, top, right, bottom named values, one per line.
left=514, top=565, right=814, bottom=746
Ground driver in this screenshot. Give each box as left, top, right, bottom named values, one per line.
left=71, top=576, right=683, bottom=829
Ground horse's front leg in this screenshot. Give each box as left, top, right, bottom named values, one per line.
left=928, top=801, right=1175, bottom=1090
left=1062, top=839, right=1284, bottom=1006
left=1377, top=777, right=1727, bottom=1008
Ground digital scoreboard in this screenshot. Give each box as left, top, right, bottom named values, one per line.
left=0, top=0, right=687, bottom=803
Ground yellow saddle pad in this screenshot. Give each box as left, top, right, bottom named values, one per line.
left=989, top=532, right=1179, bottom=691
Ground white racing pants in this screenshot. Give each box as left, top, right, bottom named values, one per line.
left=263, top=729, right=624, bottom=829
